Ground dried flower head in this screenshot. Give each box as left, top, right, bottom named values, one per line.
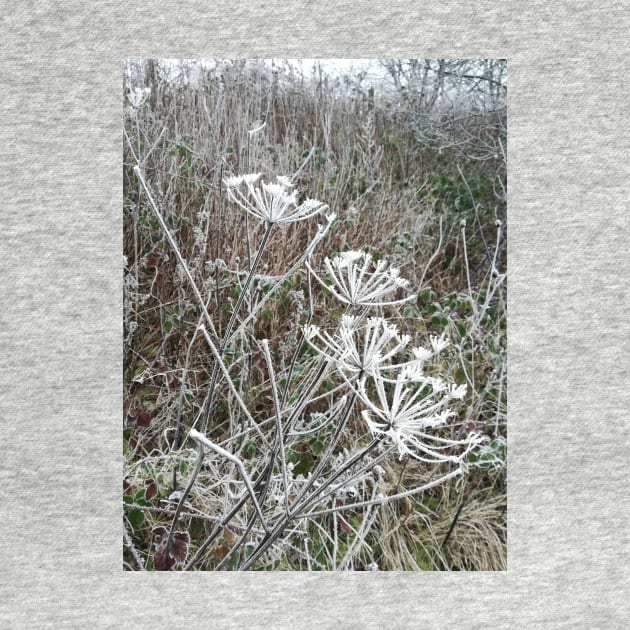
left=307, top=250, right=415, bottom=307
left=225, top=173, right=327, bottom=225
left=304, top=316, right=410, bottom=379
left=357, top=369, right=479, bottom=463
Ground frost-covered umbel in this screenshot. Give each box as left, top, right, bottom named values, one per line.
left=304, top=315, right=481, bottom=464
left=307, top=250, right=415, bottom=307
left=357, top=368, right=479, bottom=463
left=304, top=315, right=411, bottom=379
left=225, top=173, right=328, bottom=225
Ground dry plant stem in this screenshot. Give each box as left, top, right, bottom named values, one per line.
left=198, top=325, right=271, bottom=448
left=183, top=450, right=280, bottom=570
left=461, top=224, right=477, bottom=327
left=281, top=357, right=331, bottom=435
left=279, top=308, right=357, bottom=438
left=189, top=428, right=269, bottom=533
left=210, top=452, right=289, bottom=571
left=211, top=510, right=259, bottom=571
left=297, top=467, right=464, bottom=519
left=289, top=392, right=357, bottom=509
left=294, top=437, right=391, bottom=516
left=337, top=484, right=380, bottom=570
left=476, top=223, right=506, bottom=327
left=237, top=515, right=288, bottom=570
left=183, top=491, right=252, bottom=570
left=123, top=522, right=146, bottom=570
left=261, top=339, right=290, bottom=517
left=280, top=266, right=315, bottom=409
left=226, top=225, right=331, bottom=346
left=441, top=500, right=466, bottom=549
left=291, top=145, right=316, bottom=183
left=214, top=164, right=224, bottom=311
left=172, top=318, right=203, bottom=451
left=457, top=163, right=489, bottom=256
left=494, top=360, right=505, bottom=437
left=200, top=222, right=273, bottom=434
left=417, top=216, right=444, bottom=289
left=170, top=307, right=211, bottom=492
left=221, top=221, right=273, bottom=349
left=239, top=399, right=367, bottom=571
left=133, top=164, right=219, bottom=342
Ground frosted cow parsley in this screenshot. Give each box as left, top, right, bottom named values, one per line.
left=225, top=173, right=327, bottom=225
left=304, top=315, right=411, bottom=379
left=307, top=250, right=415, bottom=307
left=357, top=368, right=480, bottom=463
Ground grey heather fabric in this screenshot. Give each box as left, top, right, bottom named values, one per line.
left=1, top=2, right=629, bottom=628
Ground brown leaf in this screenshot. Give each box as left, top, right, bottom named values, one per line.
left=144, top=478, right=158, bottom=501
left=152, top=526, right=168, bottom=546
left=137, top=408, right=152, bottom=427
left=171, top=531, right=190, bottom=562
left=145, top=249, right=163, bottom=269
left=223, top=527, right=235, bottom=546
left=164, top=371, right=180, bottom=388
left=154, top=548, right=175, bottom=571
left=127, top=405, right=152, bottom=428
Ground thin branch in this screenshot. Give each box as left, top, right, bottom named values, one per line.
left=189, top=428, right=269, bottom=533
left=198, top=325, right=271, bottom=449
left=417, top=216, right=443, bottom=290
left=133, top=164, right=219, bottom=342
left=261, top=339, right=290, bottom=517
left=123, top=523, right=146, bottom=570
left=295, top=467, right=464, bottom=518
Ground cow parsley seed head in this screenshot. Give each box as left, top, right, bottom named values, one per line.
left=357, top=371, right=479, bottom=463
left=303, top=316, right=410, bottom=380
left=307, top=250, right=415, bottom=307
left=430, top=332, right=450, bottom=354
left=224, top=173, right=327, bottom=224
left=275, top=175, right=293, bottom=187
left=411, top=346, right=432, bottom=363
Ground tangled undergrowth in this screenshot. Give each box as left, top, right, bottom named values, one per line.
left=123, top=59, right=507, bottom=571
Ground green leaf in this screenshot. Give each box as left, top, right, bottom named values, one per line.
left=244, top=543, right=256, bottom=560
left=227, top=549, right=241, bottom=570
left=293, top=458, right=310, bottom=476
left=126, top=509, right=144, bottom=530
left=403, top=304, right=421, bottom=318
left=418, top=288, right=434, bottom=305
